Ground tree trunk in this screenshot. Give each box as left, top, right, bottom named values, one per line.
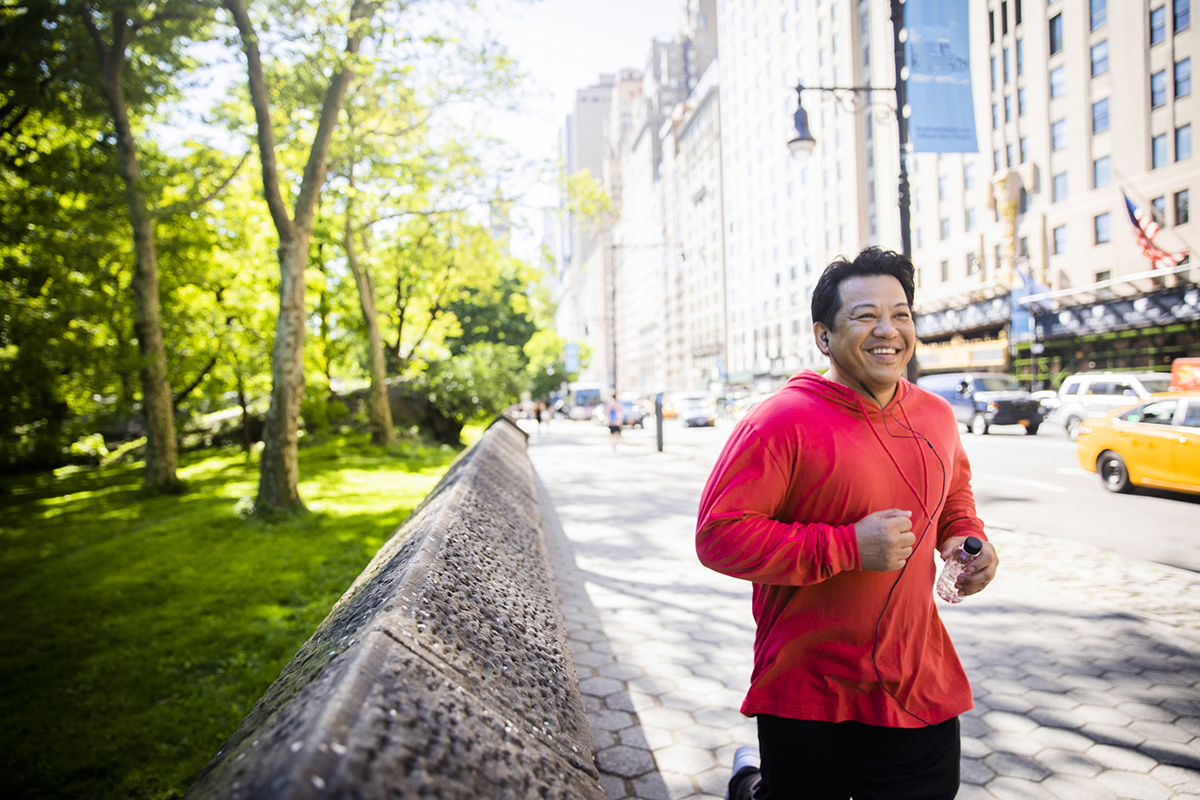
left=256, top=233, right=310, bottom=509
left=237, top=371, right=251, bottom=453
left=344, top=210, right=396, bottom=445
left=86, top=11, right=179, bottom=490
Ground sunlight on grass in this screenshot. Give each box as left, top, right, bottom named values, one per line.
left=0, top=433, right=462, bottom=800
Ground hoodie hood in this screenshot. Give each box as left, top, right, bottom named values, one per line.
left=780, top=369, right=914, bottom=415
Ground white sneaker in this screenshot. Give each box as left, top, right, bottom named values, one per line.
left=725, top=745, right=761, bottom=800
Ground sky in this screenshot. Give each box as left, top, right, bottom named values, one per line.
left=478, top=0, right=682, bottom=261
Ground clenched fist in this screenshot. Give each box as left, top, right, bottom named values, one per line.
left=855, top=508, right=916, bottom=572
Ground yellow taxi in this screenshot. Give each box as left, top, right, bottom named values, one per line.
left=1075, top=391, right=1200, bottom=495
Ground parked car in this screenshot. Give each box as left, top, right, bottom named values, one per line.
left=1075, top=391, right=1200, bottom=495
left=1049, top=371, right=1174, bottom=441
left=680, top=399, right=717, bottom=427
left=591, top=399, right=649, bottom=428
left=1030, top=390, right=1059, bottom=419
left=917, top=372, right=1042, bottom=435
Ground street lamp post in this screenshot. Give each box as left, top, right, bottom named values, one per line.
left=788, top=0, right=916, bottom=378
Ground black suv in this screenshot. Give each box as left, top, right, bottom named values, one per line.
left=918, top=372, right=1043, bottom=435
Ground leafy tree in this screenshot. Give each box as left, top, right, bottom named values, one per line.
left=221, top=0, right=385, bottom=511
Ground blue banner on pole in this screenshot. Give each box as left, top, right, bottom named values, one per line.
left=564, top=341, right=580, bottom=374
left=905, top=0, right=978, bottom=153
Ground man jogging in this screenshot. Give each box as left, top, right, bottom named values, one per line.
left=696, top=247, right=998, bottom=800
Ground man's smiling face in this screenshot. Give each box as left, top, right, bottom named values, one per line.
left=816, top=274, right=915, bottom=405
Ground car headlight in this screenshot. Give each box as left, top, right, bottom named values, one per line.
left=1078, top=426, right=1092, bottom=436
left=987, top=401, right=998, bottom=413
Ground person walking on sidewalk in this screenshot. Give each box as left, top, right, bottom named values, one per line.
left=605, top=396, right=624, bottom=451
left=696, top=247, right=999, bottom=800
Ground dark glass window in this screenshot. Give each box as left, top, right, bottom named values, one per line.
left=1092, top=98, right=1110, bottom=133
left=1152, top=70, right=1168, bottom=107
left=992, top=103, right=1000, bottom=129
left=1095, top=213, right=1111, bottom=244
left=1002, top=1, right=1009, bottom=34
left=989, top=9, right=996, bottom=43
left=1015, top=0, right=1023, bottom=25
left=1005, top=95, right=1013, bottom=121
left=1152, top=196, right=1167, bottom=224
left=1091, top=40, right=1109, bottom=76
left=1004, top=48, right=1011, bottom=83
left=1177, top=189, right=1191, bottom=224
left=1151, top=6, right=1167, bottom=44
left=1017, top=39, right=1025, bottom=74
left=1018, top=87, right=1027, bottom=115
left=1177, top=0, right=1191, bottom=32
left=1178, top=124, right=1193, bottom=160
left=991, top=56, right=997, bottom=91
left=1049, top=14, right=1063, bottom=54
left=1053, top=225, right=1067, bottom=254
left=1020, top=137, right=1028, bottom=163
left=1093, top=156, right=1112, bottom=188
left=1177, top=58, right=1192, bottom=97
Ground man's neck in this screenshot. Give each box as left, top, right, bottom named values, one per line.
left=825, top=368, right=898, bottom=408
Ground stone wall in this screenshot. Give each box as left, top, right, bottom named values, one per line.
left=185, top=418, right=604, bottom=799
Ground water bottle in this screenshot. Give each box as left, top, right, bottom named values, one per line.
left=936, top=536, right=983, bottom=603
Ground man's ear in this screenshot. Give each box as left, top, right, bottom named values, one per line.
left=813, top=323, right=830, bottom=355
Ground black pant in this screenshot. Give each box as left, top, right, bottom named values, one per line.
left=729, top=715, right=960, bottom=800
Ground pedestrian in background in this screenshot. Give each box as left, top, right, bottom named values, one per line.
left=696, top=247, right=999, bottom=800
left=605, top=396, right=624, bottom=451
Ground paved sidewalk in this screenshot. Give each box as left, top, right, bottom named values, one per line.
left=525, top=420, right=1200, bottom=800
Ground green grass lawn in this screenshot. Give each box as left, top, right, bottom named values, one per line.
left=0, top=429, right=480, bottom=799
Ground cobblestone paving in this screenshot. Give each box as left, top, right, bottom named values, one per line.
left=526, top=421, right=1200, bottom=800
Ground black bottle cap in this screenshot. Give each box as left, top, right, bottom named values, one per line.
left=964, top=536, right=983, bottom=556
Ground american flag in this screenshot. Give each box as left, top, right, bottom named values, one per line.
left=1123, top=193, right=1187, bottom=270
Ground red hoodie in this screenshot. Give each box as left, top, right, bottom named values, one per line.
left=696, top=371, right=985, bottom=728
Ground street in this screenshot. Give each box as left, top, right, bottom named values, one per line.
left=523, top=416, right=1200, bottom=800
left=551, top=415, right=1200, bottom=574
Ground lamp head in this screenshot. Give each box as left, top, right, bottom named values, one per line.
left=788, top=102, right=816, bottom=158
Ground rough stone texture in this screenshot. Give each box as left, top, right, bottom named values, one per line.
left=185, top=418, right=604, bottom=799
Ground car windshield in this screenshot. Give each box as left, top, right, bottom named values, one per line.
left=1140, top=377, right=1172, bottom=394
left=975, top=376, right=1022, bottom=391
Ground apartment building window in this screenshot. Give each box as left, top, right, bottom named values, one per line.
left=940, top=260, right=950, bottom=282
left=1018, top=87, right=1027, bottom=115
left=991, top=56, right=998, bottom=91
left=994, top=150, right=1002, bottom=171
left=1020, top=137, right=1029, bottom=163
left=1152, top=70, right=1168, bottom=107
left=1096, top=270, right=1112, bottom=283
left=1177, top=0, right=1191, bottom=32
left=1049, top=14, right=1063, bottom=54
left=1091, top=0, right=1107, bottom=30
left=1006, top=144, right=1015, bottom=166
left=995, top=244, right=1004, bottom=270
left=1154, top=133, right=1169, bottom=168
left=989, top=8, right=996, bottom=43
left=1178, top=124, right=1193, bottom=160
left=964, top=163, right=976, bottom=189
left=1094, top=156, right=1112, bottom=187
left=992, top=103, right=1000, bottom=129
left=1095, top=212, right=1112, bottom=243
left=1092, top=98, right=1110, bottom=133
left=1151, top=6, right=1168, bottom=44
left=1015, top=0, right=1023, bottom=25
left=1016, top=39, right=1025, bottom=74
left=1153, top=196, right=1167, bottom=223
left=1050, top=66, right=1066, bottom=97
left=1053, top=172, right=1068, bottom=202
left=968, top=252, right=980, bottom=275
left=938, top=175, right=949, bottom=199
left=1177, top=189, right=1191, bottom=224
left=1053, top=225, right=1068, bottom=254
left=917, top=228, right=923, bottom=247
left=966, top=208, right=977, bottom=230
left=1091, top=41, right=1109, bottom=76
left=1052, top=119, right=1068, bottom=150
left=1005, top=95, right=1013, bottom=121
left=1178, top=58, right=1193, bottom=97
left=1003, top=48, right=1011, bottom=83
left=940, top=218, right=951, bottom=240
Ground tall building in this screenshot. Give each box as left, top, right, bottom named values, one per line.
left=911, top=0, right=1198, bottom=384
left=557, top=76, right=615, bottom=389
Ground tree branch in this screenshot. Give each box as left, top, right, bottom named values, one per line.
left=154, top=149, right=251, bottom=219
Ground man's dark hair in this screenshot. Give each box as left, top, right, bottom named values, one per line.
left=810, top=246, right=916, bottom=330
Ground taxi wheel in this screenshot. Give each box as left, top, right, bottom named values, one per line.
left=1066, top=416, right=1083, bottom=441
left=1097, top=451, right=1133, bottom=494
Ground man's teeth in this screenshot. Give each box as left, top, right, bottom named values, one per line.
left=869, top=348, right=898, bottom=354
